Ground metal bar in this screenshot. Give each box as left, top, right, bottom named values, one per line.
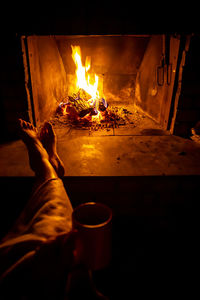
left=21, top=36, right=36, bottom=126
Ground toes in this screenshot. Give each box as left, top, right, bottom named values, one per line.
left=18, top=119, right=36, bottom=131
left=18, top=118, right=23, bottom=128
left=22, top=120, right=28, bottom=129
left=18, top=119, right=28, bottom=132
left=30, top=123, right=34, bottom=130
left=29, top=123, right=34, bottom=130
left=43, top=122, right=55, bottom=137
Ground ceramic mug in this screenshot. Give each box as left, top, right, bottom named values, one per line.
left=72, top=202, right=112, bottom=270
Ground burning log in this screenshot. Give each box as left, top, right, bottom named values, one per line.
left=77, top=88, right=91, bottom=101
left=69, top=96, right=93, bottom=118
left=56, top=91, right=135, bottom=131
left=54, top=101, right=134, bottom=130
left=99, top=98, right=108, bottom=112
left=57, top=89, right=108, bottom=120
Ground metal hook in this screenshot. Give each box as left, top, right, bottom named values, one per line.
left=156, top=56, right=165, bottom=86
left=167, top=63, right=172, bottom=85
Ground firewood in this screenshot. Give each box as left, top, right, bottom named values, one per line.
left=99, top=98, right=108, bottom=111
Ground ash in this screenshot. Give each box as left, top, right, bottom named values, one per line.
left=49, top=89, right=157, bottom=133
left=51, top=103, right=149, bottom=132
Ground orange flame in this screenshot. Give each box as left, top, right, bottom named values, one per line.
left=71, top=45, right=99, bottom=100
left=91, top=110, right=103, bottom=122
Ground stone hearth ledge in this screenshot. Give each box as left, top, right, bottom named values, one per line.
left=0, top=135, right=200, bottom=177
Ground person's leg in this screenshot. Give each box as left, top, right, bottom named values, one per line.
left=39, top=121, right=65, bottom=178
left=16, top=119, right=72, bottom=234
left=0, top=119, right=76, bottom=299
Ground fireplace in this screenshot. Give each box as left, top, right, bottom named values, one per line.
left=0, top=22, right=200, bottom=300
left=21, top=34, right=187, bottom=136
left=0, top=8, right=200, bottom=300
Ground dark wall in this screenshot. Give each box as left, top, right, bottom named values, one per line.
left=0, top=35, right=29, bottom=142
left=1, top=2, right=199, bottom=36
left=173, top=35, right=200, bottom=138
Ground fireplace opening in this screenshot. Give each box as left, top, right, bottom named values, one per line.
left=21, top=34, right=182, bottom=137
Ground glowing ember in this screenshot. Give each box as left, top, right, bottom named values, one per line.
left=92, top=110, right=103, bottom=123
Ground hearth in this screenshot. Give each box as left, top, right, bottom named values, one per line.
left=21, top=34, right=187, bottom=137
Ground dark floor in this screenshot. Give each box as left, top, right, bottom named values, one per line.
left=101, top=211, right=198, bottom=299
left=0, top=175, right=199, bottom=299
left=0, top=130, right=199, bottom=298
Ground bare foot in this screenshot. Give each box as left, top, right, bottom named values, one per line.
left=18, top=119, right=65, bottom=178
left=18, top=119, right=49, bottom=175
left=40, top=122, right=65, bottom=178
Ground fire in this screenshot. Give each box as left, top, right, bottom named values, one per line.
left=57, top=45, right=108, bottom=124
left=71, top=45, right=99, bottom=100
left=91, top=110, right=103, bottom=122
